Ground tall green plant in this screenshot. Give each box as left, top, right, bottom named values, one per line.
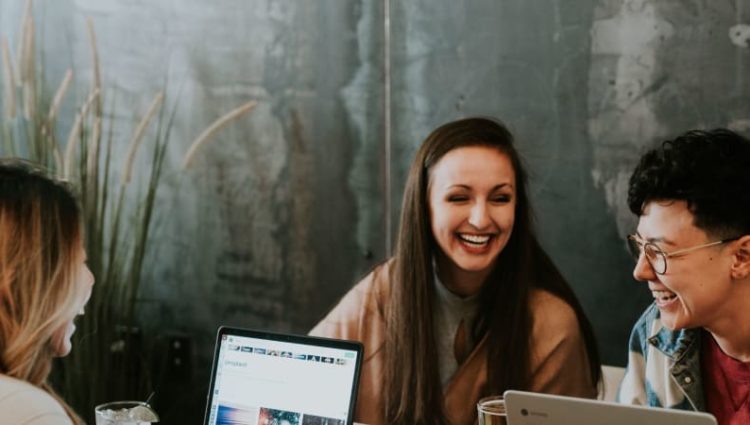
left=1, top=3, right=256, bottom=422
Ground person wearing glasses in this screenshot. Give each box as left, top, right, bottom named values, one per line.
left=617, top=129, right=750, bottom=424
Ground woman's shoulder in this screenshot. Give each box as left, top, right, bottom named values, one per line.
left=528, top=288, right=579, bottom=333
left=309, top=261, right=392, bottom=339
left=0, top=375, right=71, bottom=424
left=526, top=290, right=596, bottom=397
left=334, top=261, right=392, bottom=314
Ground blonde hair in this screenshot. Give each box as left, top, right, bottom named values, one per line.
left=0, top=160, right=85, bottom=424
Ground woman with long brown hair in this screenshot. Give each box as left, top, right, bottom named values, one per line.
left=311, top=117, right=600, bottom=425
left=0, top=160, right=94, bottom=424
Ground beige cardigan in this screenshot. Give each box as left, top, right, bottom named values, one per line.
left=310, top=264, right=596, bottom=425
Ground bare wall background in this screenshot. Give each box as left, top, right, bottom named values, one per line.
left=1, top=0, right=749, bottom=423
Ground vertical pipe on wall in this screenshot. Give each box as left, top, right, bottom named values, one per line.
left=735, top=0, right=745, bottom=93
left=384, top=0, right=392, bottom=256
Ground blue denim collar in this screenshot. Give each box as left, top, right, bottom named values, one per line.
left=647, top=326, right=699, bottom=361
left=648, top=323, right=705, bottom=411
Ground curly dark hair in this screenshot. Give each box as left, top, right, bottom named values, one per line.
left=627, top=128, right=750, bottom=237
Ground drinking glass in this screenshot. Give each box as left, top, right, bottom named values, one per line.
left=94, top=401, right=159, bottom=425
left=477, top=395, right=507, bottom=425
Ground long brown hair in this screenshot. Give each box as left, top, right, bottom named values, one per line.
left=0, top=160, right=85, bottom=424
left=384, top=118, right=601, bottom=424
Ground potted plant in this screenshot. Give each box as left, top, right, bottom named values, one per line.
left=1, top=2, right=255, bottom=421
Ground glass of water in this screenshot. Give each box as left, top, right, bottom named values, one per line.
left=477, top=395, right=507, bottom=425
left=94, top=401, right=159, bottom=425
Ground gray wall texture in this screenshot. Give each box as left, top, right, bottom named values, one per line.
left=2, top=0, right=750, bottom=423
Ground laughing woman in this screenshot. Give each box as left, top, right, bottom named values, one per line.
left=311, top=118, right=600, bottom=425
left=0, top=160, right=94, bottom=424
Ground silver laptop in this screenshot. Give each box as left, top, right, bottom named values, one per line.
left=504, top=390, right=716, bottom=425
left=204, top=326, right=363, bottom=425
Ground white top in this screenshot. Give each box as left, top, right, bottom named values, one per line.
left=0, top=374, right=73, bottom=425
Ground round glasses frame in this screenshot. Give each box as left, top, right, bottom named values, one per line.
left=627, top=235, right=740, bottom=275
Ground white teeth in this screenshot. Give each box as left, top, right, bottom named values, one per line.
left=458, top=234, right=491, bottom=245
left=652, top=290, right=677, bottom=301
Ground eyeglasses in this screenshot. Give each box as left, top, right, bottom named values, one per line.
left=627, top=234, right=740, bottom=275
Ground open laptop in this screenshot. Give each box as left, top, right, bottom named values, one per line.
left=204, top=326, right=363, bottom=425
left=504, top=390, right=717, bottom=425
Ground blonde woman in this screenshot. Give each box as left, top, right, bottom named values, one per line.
left=0, top=160, right=94, bottom=424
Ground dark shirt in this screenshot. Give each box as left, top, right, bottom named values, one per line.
left=702, top=330, right=750, bottom=425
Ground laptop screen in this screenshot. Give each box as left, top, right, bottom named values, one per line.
left=204, top=326, right=363, bottom=425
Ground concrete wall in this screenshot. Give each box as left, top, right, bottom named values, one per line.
left=389, top=0, right=750, bottom=361
left=2, top=0, right=749, bottom=423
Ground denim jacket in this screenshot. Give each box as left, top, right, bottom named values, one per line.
left=617, top=303, right=706, bottom=411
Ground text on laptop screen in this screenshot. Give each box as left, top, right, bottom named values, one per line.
left=206, top=333, right=360, bottom=425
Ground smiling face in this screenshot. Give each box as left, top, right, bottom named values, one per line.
left=633, top=200, right=737, bottom=331
left=51, top=246, right=95, bottom=357
left=428, top=146, right=516, bottom=296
